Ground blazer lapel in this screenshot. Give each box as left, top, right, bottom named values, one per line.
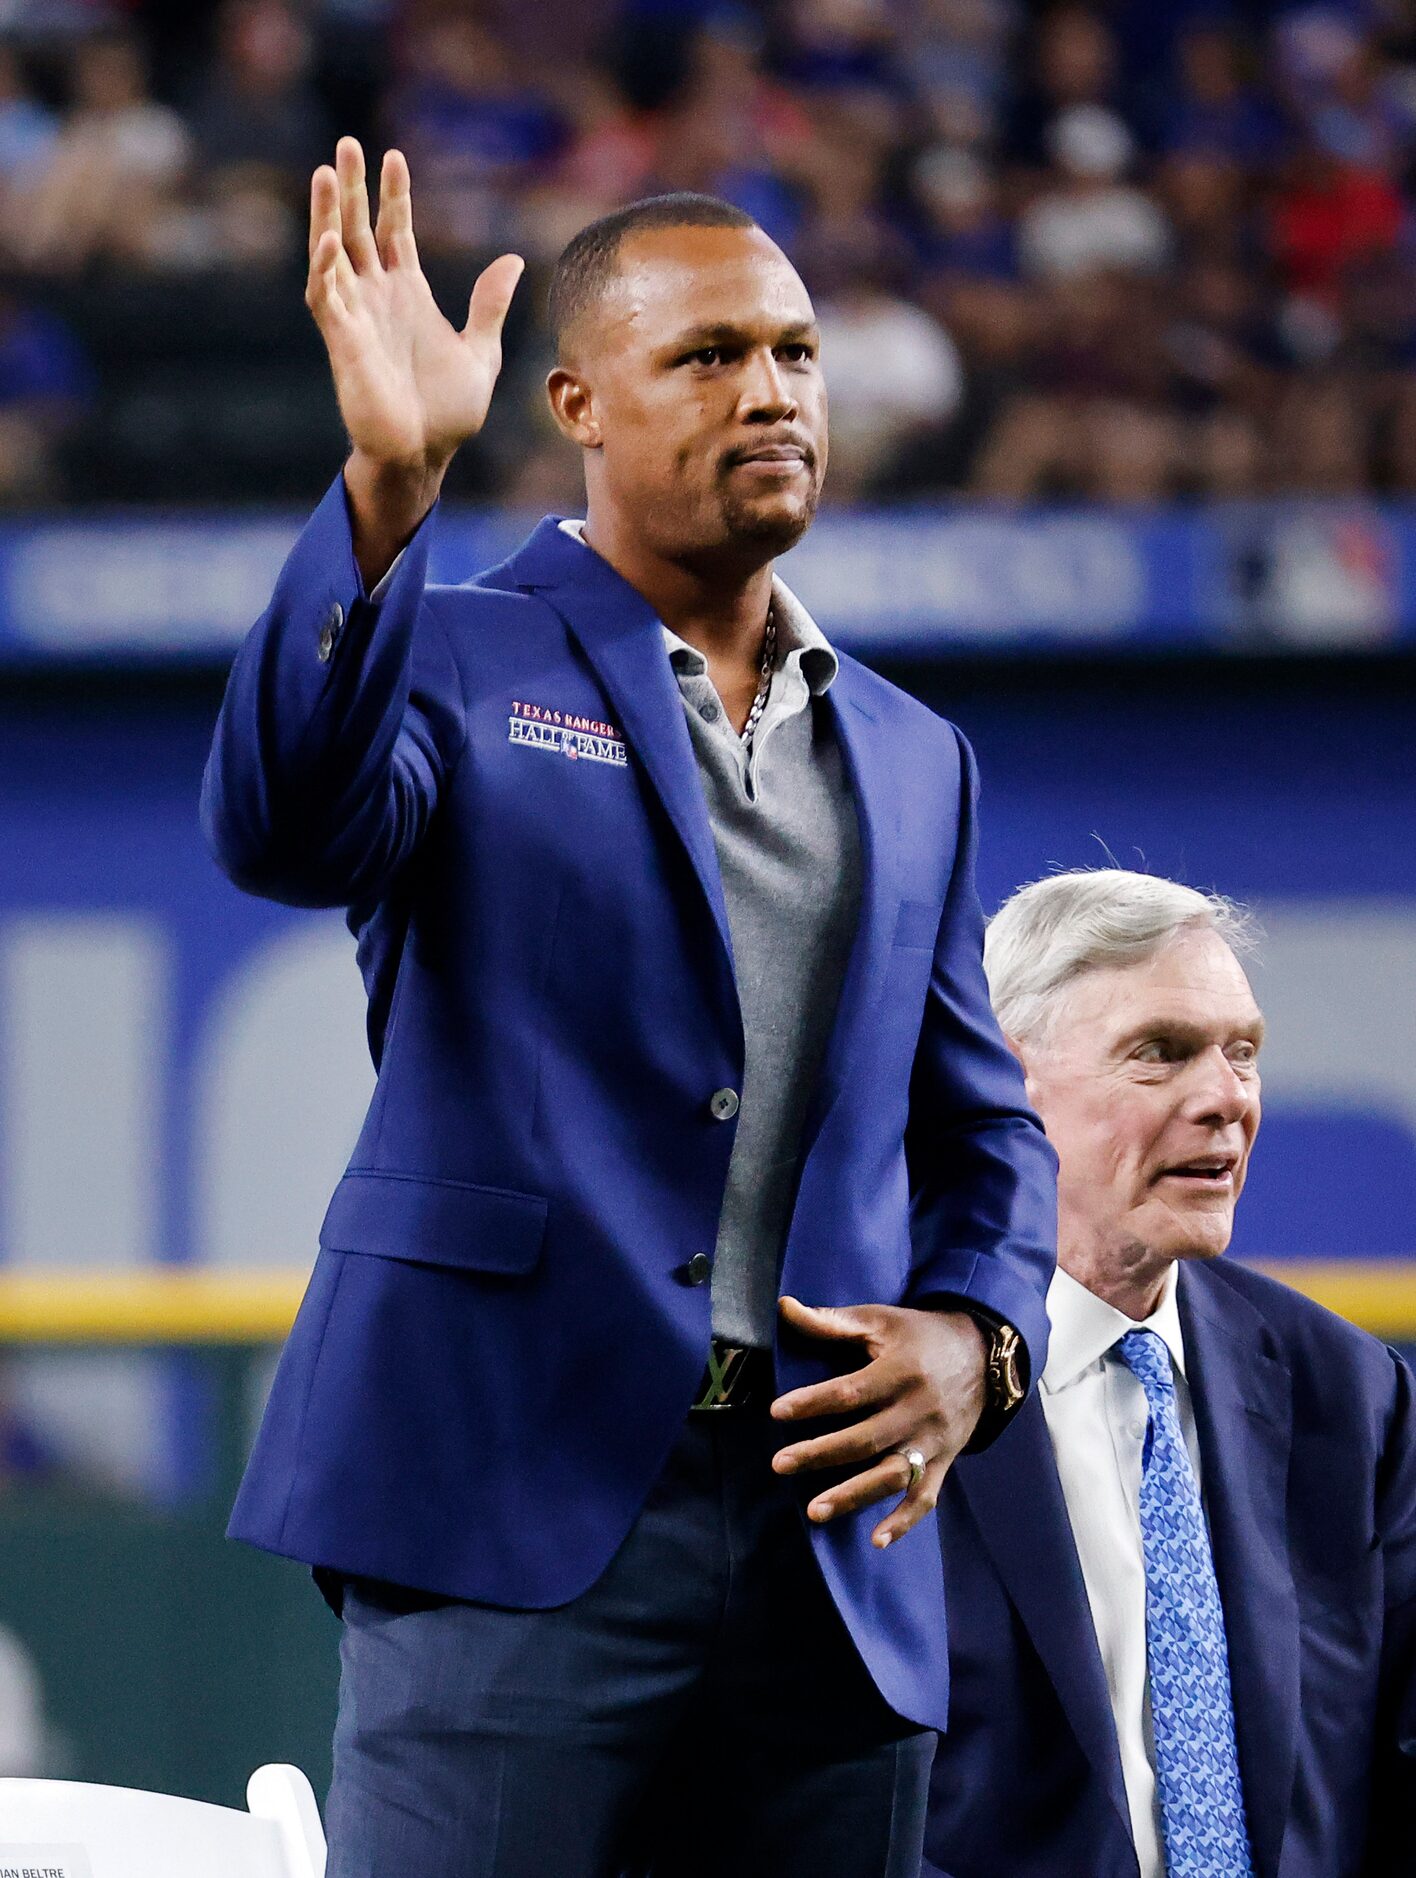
left=504, top=519, right=737, bottom=981
left=497, top=530, right=906, bottom=1144
left=956, top=1396, right=1134, bottom=1843
left=1179, top=1264, right=1299, bottom=1878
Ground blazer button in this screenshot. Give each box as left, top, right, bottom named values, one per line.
left=686, top=1252, right=712, bottom=1285
left=709, top=1087, right=740, bottom=1121
left=317, top=601, right=344, bottom=663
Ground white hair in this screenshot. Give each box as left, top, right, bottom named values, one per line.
left=984, top=868, right=1259, bottom=1046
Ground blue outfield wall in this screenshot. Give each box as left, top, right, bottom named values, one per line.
left=0, top=501, right=1414, bottom=658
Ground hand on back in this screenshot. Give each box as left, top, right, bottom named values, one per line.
left=305, top=137, right=523, bottom=579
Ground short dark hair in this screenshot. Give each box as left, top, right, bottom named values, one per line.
left=547, top=193, right=758, bottom=355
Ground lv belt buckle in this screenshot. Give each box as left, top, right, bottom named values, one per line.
left=691, top=1342, right=752, bottom=1411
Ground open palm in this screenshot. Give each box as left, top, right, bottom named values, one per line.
left=306, top=138, right=523, bottom=472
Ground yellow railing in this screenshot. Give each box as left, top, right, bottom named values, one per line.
left=0, top=1269, right=309, bottom=1343
left=0, top=1262, right=1414, bottom=1343
left=1249, top=1260, right=1416, bottom=1340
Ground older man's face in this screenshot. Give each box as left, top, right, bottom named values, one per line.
left=1020, top=928, right=1264, bottom=1275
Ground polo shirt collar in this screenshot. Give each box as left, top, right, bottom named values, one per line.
left=557, top=517, right=838, bottom=695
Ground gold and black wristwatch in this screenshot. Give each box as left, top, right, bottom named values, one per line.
left=962, top=1312, right=1027, bottom=1452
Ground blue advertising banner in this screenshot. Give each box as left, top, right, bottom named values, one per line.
left=0, top=501, right=1414, bottom=658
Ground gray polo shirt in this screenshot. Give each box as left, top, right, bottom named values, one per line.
left=661, top=584, right=863, bottom=1347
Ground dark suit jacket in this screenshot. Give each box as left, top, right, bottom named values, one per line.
left=200, top=479, right=1058, bottom=1732
left=925, top=1258, right=1416, bottom=1876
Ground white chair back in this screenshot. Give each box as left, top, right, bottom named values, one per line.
left=0, top=1762, right=325, bottom=1877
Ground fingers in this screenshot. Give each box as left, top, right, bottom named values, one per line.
left=801, top=1448, right=945, bottom=1549
left=773, top=1401, right=916, bottom=1476
left=463, top=252, right=525, bottom=348
left=308, top=162, right=339, bottom=266
left=375, top=147, right=418, bottom=271
left=770, top=1353, right=899, bottom=1425
left=306, top=227, right=352, bottom=329
left=871, top=1457, right=946, bottom=1550
left=778, top=1295, right=879, bottom=1342
left=335, top=135, right=379, bottom=272
left=306, top=161, right=360, bottom=329
left=802, top=1447, right=924, bottom=1524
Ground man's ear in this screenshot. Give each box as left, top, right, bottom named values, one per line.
left=1004, top=1032, right=1039, bottom=1103
left=546, top=367, right=602, bottom=449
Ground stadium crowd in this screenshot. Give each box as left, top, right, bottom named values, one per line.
left=4, top=0, right=1416, bottom=507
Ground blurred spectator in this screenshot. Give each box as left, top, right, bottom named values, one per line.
left=1019, top=105, right=1170, bottom=277
left=641, top=13, right=813, bottom=247
left=1268, top=133, right=1403, bottom=310
left=911, top=146, right=1018, bottom=281
left=522, top=67, right=657, bottom=259
left=389, top=8, right=566, bottom=253
left=779, top=0, right=907, bottom=167
left=779, top=0, right=898, bottom=101
left=809, top=225, right=963, bottom=496
left=12, top=31, right=190, bottom=271
left=1159, top=147, right=1248, bottom=264
left=1382, top=373, right=1416, bottom=492
left=189, top=0, right=328, bottom=182
left=1159, top=22, right=1280, bottom=162
left=1162, top=258, right=1277, bottom=416
left=0, top=41, right=57, bottom=197
left=1270, top=370, right=1372, bottom=492
left=1003, top=4, right=1126, bottom=167
left=0, top=287, right=92, bottom=501
left=898, top=0, right=1019, bottom=148
left=3, top=0, right=1416, bottom=504
left=969, top=270, right=1179, bottom=500
left=1281, top=9, right=1415, bottom=175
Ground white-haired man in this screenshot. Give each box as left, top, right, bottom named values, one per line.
left=923, top=869, right=1416, bottom=1878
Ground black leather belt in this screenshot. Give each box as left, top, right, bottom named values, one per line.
left=689, top=1339, right=773, bottom=1412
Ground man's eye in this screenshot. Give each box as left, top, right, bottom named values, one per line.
left=1135, top=1040, right=1177, bottom=1064
left=1229, top=1042, right=1259, bottom=1067
left=686, top=347, right=722, bottom=366
left=779, top=343, right=813, bottom=363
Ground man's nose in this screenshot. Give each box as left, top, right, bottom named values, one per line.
left=740, top=348, right=797, bottom=421
left=1187, top=1047, right=1255, bottom=1125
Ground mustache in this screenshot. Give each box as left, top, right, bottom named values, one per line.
left=722, top=434, right=818, bottom=470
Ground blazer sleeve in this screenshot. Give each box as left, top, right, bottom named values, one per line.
left=902, top=726, right=1057, bottom=1394
left=200, top=473, right=467, bottom=910
left=1370, top=1347, right=1416, bottom=1872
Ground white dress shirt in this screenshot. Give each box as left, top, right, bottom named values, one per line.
left=1039, top=1264, right=1202, bottom=1878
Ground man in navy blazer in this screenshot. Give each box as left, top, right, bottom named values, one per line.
left=202, top=142, right=1055, bottom=1875
left=924, top=869, right=1416, bottom=1878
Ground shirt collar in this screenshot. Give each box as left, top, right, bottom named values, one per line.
left=557, top=517, right=838, bottom=695
left=1040, top=1262, right=1188, bottom=1396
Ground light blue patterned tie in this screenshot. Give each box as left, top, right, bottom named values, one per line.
left=1117, top=1329, right=1254, bottom=1878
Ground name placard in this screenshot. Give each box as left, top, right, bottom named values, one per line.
left=0, top=1848, right=94, bottom=1878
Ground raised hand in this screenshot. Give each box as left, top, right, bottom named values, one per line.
left=306, top=137, right=524, bottom=583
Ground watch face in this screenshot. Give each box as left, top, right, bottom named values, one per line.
left=995, top=1328, right=1025, bottom=1409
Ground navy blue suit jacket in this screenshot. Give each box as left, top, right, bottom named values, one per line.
left=200, top=480, right=1057, bottom=1731
left=925, top=1257, right=1416, bottom=1875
